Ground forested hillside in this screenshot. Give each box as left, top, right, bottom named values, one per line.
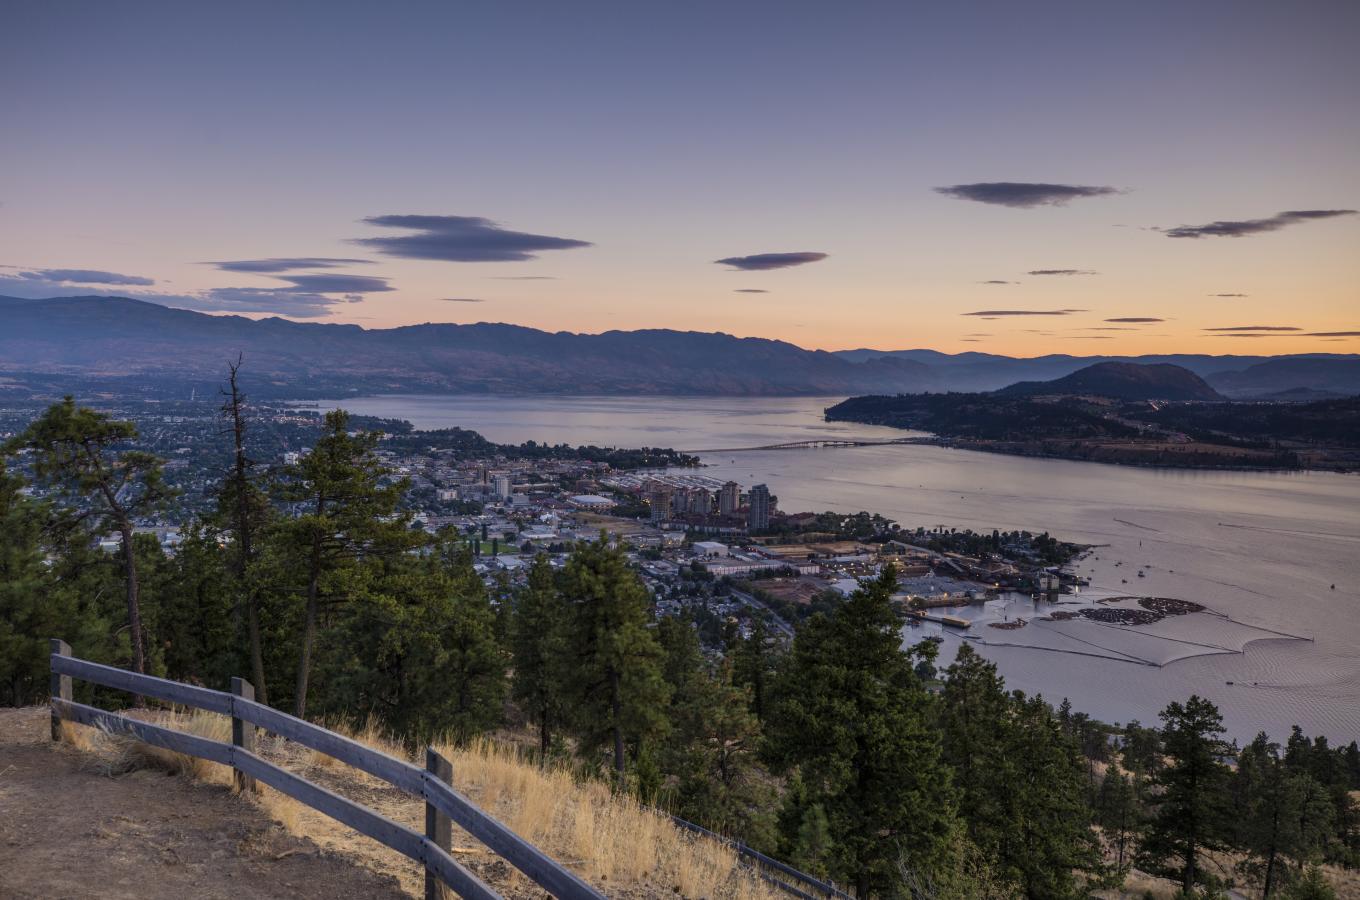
left=3, top=395, right=1357, bottom=898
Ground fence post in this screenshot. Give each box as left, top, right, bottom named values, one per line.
left=425, top=747, right=454, bottom=900
left=230, top=677, right=257, bottom=793
left=50, top=639, right=72, bottom=741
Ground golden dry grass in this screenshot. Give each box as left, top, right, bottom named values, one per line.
left=439, top=736, right=780, bottom=899
left=62, top=709, right=234, bottom=785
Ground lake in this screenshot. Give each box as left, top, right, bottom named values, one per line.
left=309, top=394, right=1360, bottom=744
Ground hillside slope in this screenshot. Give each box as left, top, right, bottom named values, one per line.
left=998, top=362, right=1224, bottom=401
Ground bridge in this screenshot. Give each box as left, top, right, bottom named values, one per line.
left=688, top=436, right=936, bottom=453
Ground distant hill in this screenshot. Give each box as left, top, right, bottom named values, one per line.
left=1206, top=358, right=1360, bottom=399
left=837, top=347, right=1359, bottom=394
left=1, top=294, right=1355, bottom=399
left=997, top=362, right=1224, bottom=401
left=0, top=295, right=937, bottom=398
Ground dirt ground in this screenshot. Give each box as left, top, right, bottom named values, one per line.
left=0, top=707, right=409, bottom=900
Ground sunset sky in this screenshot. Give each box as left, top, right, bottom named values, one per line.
left=3, top=1, right=1357, bottom=355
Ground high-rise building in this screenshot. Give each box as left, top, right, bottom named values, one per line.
left=690, top=487, right=713, bottom=516
left=719, top=481, right=740, bottom=516
left=494, top=473, right=512, bottom=501
left=647, top=483, right=673, bottom=523
left=747, top=483, right=772, bottom=532
left=672, top=486, right=692, bottom=514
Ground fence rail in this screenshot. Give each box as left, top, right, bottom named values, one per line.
left=670, top=815, right=854, bottom=900
left=49, top=640, right=604, bottom=900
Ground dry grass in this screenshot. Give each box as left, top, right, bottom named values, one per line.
left=439, top=736, right=780, bottom=899
left=62, top=709, right=234, bottom=786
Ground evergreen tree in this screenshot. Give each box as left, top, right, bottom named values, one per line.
left=1096, top=769, right=1143, bottom=877
left=561, top=536, right=669, bottom=774
left=0, top=462, right=113, bottom=704
left=731, top=617, right=777, bottom=721
left=938, top=644, right=1098, bottom=898
left=510, top=555, right=570, bottom=758
left=766, top=568, right=958, bottom=896
left=156, top=522, right=239, bottom=688
left=321, top=546, right=505, bottom=744
left=1138, top=695, right=1231, bottom=894
left=5, top=397, right=172, bottom=678
left=273, top=409, right=415, bottom=718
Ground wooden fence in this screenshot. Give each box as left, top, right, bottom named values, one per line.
left=670, top=815, right=853, bottom=900
left=49, top=639, right=605, bottom=900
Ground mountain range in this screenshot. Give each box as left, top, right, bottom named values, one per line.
left=1, top=294, right=1356, bottom=399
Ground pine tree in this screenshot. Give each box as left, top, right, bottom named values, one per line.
left=156, top=522, right=239, bottom=688
left=1138, top=695, right=1231, bottom=894
left=510, top=555, right=570, bottom=758
left=273, top=409, right=416, bottom=718
left=938, top=644, right=1098, bottom=898
left=731, top=617, right=777, bottom=721
left=5, top=397, right=173, bottom=679
left=1096, top=769, right=1143, bottom=877
left=561, top=536, right=669, bottom=774
left=766, top=567, right=958, bottom=896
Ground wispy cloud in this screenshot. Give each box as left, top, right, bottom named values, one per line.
left=962, top=309, right=1086, bottom=317
left=355, top=215, right=592, bottom=262
left=979, top=280, right=1011, bottom=284
left=269, top=273, right=392, bottom=294
left=1027, top=269, right=1097, bottom=276
left=1210, top=293, right=1248, bottom=297
left=1203, top=325, right=1300, bottom=332
left=1105, top=317, right=1164, bottom=323
left=1081, top=326, right=1136, bottom=331
left=1302, top=331, right=1360, bottom=337
left=488, top=275, right=557, bottom=280
left=1164, top=209, right=1356, bottom=239
left=207, top=257, right=372, bottom=273
left=8, top=267, right=155, bottom=286
left=439, top=297, right=485, bottom=303
left=715, top=252, right=828, bottom=271
left=734, top=288, right=769, bottom=293
left=1062, top=335, right=1115, bottom=340
left=934, top=182, right=1119, bottom=208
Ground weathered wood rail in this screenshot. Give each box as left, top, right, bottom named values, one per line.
left=49, top=640, right=605, bottom=900
left=670, top=815, right=854, bottom=900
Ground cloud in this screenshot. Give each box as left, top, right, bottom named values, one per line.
left=979, top=280, right=1011, bottom=284
left=271, top=273, right=392, bottom=294
left=715, top=252, right=828, bottom=271
left=962, top=309, right=1086, bottom=317
left=1203, top=325, right=1301, bottom=332
left=1027, top=269, right=1097, bottom=276
left=1163, top=209, right=1356, bottom=239
left=207, top=257, right=372, bottom=273
left=1081, top=327, right=1136, bottom=331
left=734, top=288, right=769, bottom=294
left=488, top=275, right=556, bottom=280
left=1210, top=334, right=1273, bottom=339
left=934, top=182, right=1119, bottom=208
left=11, top=267, right=155, bottom=286
left=439, top=297, right=485, bottom=303
left=1105, top=317, right=1164, bottom=323
left=1062, top=335, right=1115, bottom=340
left=1210, top=293, right=1248, bottom=297
left=354, top=215, right=592, bottom=262
left=184, top=288, right=341, bottom=317
left=1302, top=331, right=1360, bottom=337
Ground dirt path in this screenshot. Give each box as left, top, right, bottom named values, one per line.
left=0, top=707, right=409, bottom=900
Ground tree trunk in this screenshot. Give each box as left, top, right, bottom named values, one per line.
left=295, top=536, right=322, bottom=718
left=610, top=666, right=625, bottom=774
left=225, top=362, right=268, bottom=705
left=118, top=522, right=147, bottom=697
left=540, top=706, right=551, bottom=761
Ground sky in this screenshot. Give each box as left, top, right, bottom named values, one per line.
left=2, top=0, right=1357, bottom=355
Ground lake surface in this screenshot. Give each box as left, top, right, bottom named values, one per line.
left=311, top=394, right=1360, bottom=744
